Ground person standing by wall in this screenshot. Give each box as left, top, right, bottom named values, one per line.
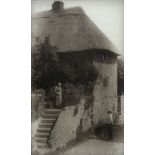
left=54, top=82, right=62, bottom=108
left=107, top=110, right=113, bottom=140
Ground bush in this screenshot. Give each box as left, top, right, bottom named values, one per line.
left=32, top=36, right=98, bottom=91
left=31, top=93, right=45, bottom=121
left=32, top=37, right=59, bottom=89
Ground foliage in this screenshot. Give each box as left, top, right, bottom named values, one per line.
left=32, top=36, right=59, bottom=89
left=57, top=62, right=98, bottom=85
left=32, top=37, right=98, bottom=90
left=31, top=94, right=44, bottom=121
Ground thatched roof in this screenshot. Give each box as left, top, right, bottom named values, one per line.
left=32, top=5, right=118, bottom=55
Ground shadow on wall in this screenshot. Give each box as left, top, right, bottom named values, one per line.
left=62, top=95, right=82, bottom=107
left=46, top=83, right=95, bottom=107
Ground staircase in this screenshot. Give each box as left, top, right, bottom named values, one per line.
left=35, top=108, right=61, bottom=149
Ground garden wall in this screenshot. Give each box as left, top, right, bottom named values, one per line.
left=31, top=92, right=45, bottom=121
left=49, top=97, right=93, bottom=151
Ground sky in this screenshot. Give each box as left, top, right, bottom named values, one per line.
left=32, top=0, right=124, bottom=55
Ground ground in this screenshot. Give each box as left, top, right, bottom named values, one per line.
left=60, top=125, right=124, bottom=155
left=61, top=139, right=123, bottom=155
left=43, top=125, right=124, bottom=155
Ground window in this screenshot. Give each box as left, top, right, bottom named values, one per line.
left=103, top=77, right=109, bottom=87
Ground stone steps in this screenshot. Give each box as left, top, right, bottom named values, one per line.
left=41, top=119, right=56, bottom=124
left=36, top=138, right=47, bottom=143
left=44, top=109, right=61, bottom=114
left=37, top=128, right=51, bottom=133
left=42, top=114, right=58, bottom=119
left=37, top=144, right=50, bottom=149
left=35, top=108, right=61, bottom=149
left=39, top=123, right=54, bottom=128
left=35, top=133, right=49, bottom=138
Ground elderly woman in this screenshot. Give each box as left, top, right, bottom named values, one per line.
left=54, top=82, right=62, bottom=108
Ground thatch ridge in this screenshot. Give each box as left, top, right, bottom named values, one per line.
left=32, top=7, right=86, bottom=19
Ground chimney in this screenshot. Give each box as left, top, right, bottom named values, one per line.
left=52, top=1, right=64, bottom=13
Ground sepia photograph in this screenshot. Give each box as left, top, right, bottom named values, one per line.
left=31, top=0, right=124, bottom=155
left=2, top=1, right=155, bottom=155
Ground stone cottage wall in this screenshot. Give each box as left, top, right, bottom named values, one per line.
left=93, top=59, right=118, bottom=124
left=117, top=95, right=124, bottom=124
